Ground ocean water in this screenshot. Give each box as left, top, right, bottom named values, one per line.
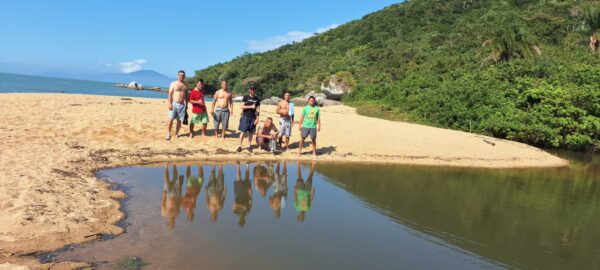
left=0, top=72, right=168, bottom=99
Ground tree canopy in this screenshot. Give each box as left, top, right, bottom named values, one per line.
left=191, top=0, right=600, bottom=151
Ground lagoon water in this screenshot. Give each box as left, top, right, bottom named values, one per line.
left=0, top=72, right=167, bottom=99
left=56, top=155, right=600, bottom=270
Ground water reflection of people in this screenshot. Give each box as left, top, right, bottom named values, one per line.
left=205, top=164, right=226, bottom=222
left=182, top=164, right=204, bottom=222
left=233, top=162, right=253, bottom=227
left=162, top=163, right=183, bottom=229
left=270, top=161, right=288, bottom=219
left=294, top=162, right=315, bottom=222
left=254, top=163, right=274, bottom=198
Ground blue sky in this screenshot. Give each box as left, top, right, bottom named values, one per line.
left=0, top=1, right=399, bottom=77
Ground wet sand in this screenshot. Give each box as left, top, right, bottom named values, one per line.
left=0, top=93, right=567, bottom=268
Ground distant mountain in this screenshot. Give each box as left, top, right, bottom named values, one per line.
left=39, top=70, right=174, bottom=87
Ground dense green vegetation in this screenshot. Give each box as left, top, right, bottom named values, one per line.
left=192, top=0, right=600, bottom=151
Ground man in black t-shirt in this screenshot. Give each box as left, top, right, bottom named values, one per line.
left=237, top=85, right=261, bottom=152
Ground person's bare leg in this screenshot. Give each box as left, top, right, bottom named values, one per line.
left=201, top=124, right=207, bottom=137
left=299, top=137, right=305, bottom=155
left=311, top=138, right=317, bottom=156
left=221, top=128, right=226, bottom=140
left=248, top=132, right=254, bottom=150
left=189, top=123, right=195, bottom=138
left=175, top=120, right=182, bottom=138
left=167, top=119, right=174, bottom=140
left=238, top=132, right=245, bottom=149
left=284, top=136, right=289, bottom=150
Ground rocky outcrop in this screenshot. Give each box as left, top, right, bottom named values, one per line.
left=291, top=91, right=342, bottom=107
left=127, top=81, right=144, bottom=90
left=320, top=72, right=355, bottom=100
left=261, top=96, right=282, bottom=105
left=232, top=96, right=244, bottom=103
left=291, top=97, right=307, bottom=106
left=114, top=82, right=146, bottom=91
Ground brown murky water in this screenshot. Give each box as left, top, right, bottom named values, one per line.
left=56, top=155, right=600, bottom=270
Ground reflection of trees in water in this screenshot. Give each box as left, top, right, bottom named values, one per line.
left=316, top=164, right=600, bottom=270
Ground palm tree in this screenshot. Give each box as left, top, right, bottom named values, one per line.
left=481, top=18, right=541, bottom=64
left=581, top=5, right=600, bottom=52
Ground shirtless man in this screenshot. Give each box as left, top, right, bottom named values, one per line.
left=166, top=70, right=189, bottom=140
left=276, top=92, right=293, bottom=150
left=256, top=117, right=279, bottom=152
left=210, top=80, right=233, bottom=140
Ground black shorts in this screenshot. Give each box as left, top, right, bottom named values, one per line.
left=238, top=115, right=256, bottom=133
left=301, top=127, right=317, bottom=139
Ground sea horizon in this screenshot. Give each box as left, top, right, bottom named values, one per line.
left=0, top=72, right=211, bottom=100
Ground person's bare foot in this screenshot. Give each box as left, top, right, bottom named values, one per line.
left=189, top=133, right=194, bottom=139
left=165, top=134, right=171, bottom=141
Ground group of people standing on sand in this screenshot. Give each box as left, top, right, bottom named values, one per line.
left=162, top=161, right=316, bottom=228
left=166, top=70, right=322, bottom=156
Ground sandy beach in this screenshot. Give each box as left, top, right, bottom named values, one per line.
left=0, top=93, right=567, bottom=268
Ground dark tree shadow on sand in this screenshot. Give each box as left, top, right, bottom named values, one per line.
left=288, top=141, right=311, bottom=149
left=315, top=146, right=337, bottom=155
left=288, top=142, right=337, bottom=156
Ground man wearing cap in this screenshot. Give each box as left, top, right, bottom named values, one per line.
left=298, top=96, right=321, bottom=156
left=237, top=85, right=261, bottom=152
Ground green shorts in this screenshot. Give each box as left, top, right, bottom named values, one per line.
left=191, top=113, right=209, bottom=124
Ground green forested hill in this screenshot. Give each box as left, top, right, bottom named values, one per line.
left=193, top=0, right=600, bottom=151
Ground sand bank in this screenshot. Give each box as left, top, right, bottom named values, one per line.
left=0, top=93, right=567, bottom=268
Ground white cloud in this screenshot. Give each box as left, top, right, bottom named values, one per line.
left=245, top=23, right=339, bottom=53
left=118, top=59, right=147, bottom=73
left=316, top=24, right=339, bottom=34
